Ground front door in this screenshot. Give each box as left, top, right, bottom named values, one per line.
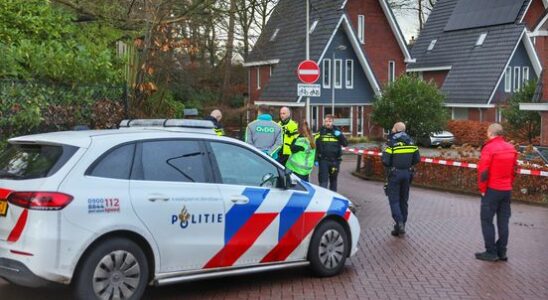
left=130, top=139, right=224, bottom=273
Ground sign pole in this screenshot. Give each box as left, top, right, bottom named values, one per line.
left=305, top=0, right=311, bottom=126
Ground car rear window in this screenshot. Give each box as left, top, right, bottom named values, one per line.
left=0, top=143, right=77, bottom=180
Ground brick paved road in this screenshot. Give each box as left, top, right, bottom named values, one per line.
left=1, top=157, right=547, bottom=299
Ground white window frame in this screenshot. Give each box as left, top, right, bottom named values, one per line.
left=427, top=39, right=437, bottom=51
left=309, top=19, right=319, bottom=34
left=256, top=67, right=261, bottom=90
left=504, top=67, right=512, bottom=93
left=334, top=59, right=343, bottom=89
left=522, top=66, right=529, bottom=84
left=476, top=32, right=487, bottom=46
left=358, top=15, right=365, bottom=44
left=322, top=59, right=331, bottom=89
left=513, top=66, right=520, bottom=92
left=269, top=66, right=272, bottom=77
left=270, top=28, right=279, bottom=41
left=345, top=59, right=354, bottom=89
left=388, top=60, right=396, bottom=83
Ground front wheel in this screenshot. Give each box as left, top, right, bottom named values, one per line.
left=73, top=238, right=149, bottom=300
left=308, top=220, right=349, bottom=277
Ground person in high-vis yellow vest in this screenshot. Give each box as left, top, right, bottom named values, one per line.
left=204, top=109, right=225, bottom=136
left=277, top=107, right=299, bottom=165
left=286, top=120, right=316, bottom=181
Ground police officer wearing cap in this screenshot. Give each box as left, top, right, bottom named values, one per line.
left=382, top=122, right=420, bottom=237
left=315, top=114, right=348, bottom=192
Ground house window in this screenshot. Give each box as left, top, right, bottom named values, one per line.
left=322, top=59, right=331, bottom=88
left=388, top=60, right=396, bottom=83
left=427, top=39, right=437, bottom=51
left=256, top=67, right=261, bottom=90
left=334, top=59, right=343, bottom=89
left=270, top=28, right=279, bottom=41
left=475, top=33, right=487, bottom=46
left=345, top=59, right=354, bottom=89
left=452, top=108, right=469, bottom=120
left=504, top=67, right=512, bottom=93
left=513, top=66, right=520, bottom=92
left=522, top=66, right=529, bottom=84
left=358, top=15, right=365, bottom=44
left=310, top=19, right=319, bottom=34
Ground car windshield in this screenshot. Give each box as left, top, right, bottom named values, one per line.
left=0, top=143, right=75, bottom=179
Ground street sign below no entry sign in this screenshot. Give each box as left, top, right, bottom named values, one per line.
left=297, top=60, right=320, bottom=84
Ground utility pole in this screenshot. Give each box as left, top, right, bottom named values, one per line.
left=305, top=0, right=311, bottom=125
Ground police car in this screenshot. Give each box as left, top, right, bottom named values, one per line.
left=0, top=119, right=360, bottom=299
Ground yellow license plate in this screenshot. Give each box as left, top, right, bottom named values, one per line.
left=0, top=199, right=7, bottom=217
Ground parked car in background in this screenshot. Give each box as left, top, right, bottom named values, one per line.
left=418, top=131, right=455, bottom=147
left=518, top=145, right=548, bottom=165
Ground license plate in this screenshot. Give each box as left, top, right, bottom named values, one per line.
left=0, top=199, right=7, bottom=217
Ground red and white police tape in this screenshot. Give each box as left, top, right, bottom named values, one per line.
left=342, top=147, right=548, bottom=177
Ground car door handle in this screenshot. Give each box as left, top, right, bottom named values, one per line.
left=148, top=195, right=170, bottom=202
left=230, top=196, right=249, bottom=205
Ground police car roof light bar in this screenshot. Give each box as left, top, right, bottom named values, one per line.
left=119, top=119, right=215, bottom=129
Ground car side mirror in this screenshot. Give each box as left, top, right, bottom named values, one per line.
left=283, top=168, right=298, bottom=189
left=260, top=173, right=276, bottom=188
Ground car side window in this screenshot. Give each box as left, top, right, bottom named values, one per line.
left=140, top=140, right=207, bottom=182
left=208, top=142, right=280, bottom=188
left=87, top=143, right=135, bottom=179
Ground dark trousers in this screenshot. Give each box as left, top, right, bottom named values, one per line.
left=481, top=188, right=511, bottom=254
left=295, top=173, right=309, bottom=182
left=318, top=160, right=340, bottom=192
left=387, top=169, right=411, bottom=224
left=278, top=154, right=289, bottom=166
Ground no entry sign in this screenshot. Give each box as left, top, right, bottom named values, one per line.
left=297, top=60, right=320, bottom=84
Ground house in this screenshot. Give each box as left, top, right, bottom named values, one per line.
left=521, top=10, right=548, bottom=146
left=244, top=0, right=412, bottom=136
left=408, top=0, right=546, bottom=123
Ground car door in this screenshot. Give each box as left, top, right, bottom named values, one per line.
left=203, top=141, right=314, bottom=269
left=129, top=139, right=225, bottom=273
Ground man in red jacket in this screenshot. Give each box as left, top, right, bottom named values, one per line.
left=476, top=123, right=517, bottom=262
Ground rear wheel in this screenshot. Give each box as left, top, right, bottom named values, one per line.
left=73, top=238, right=149, bottom=300
left=308, top=220, right=349, bottom=277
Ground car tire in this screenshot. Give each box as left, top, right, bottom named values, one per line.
left=308, top=220, right=349, bottom=277
left=73, top=238, right=149, bottom=300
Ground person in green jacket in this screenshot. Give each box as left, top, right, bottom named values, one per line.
left=286, top=120, right=316, bottom=182
left=277, top=107, right=299, bottom=166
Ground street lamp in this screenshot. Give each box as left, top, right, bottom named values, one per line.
left=332, top=45, right=347, bottom=117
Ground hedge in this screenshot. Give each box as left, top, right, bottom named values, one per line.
left=357, top=154, right=548, bottom=204
left=447, top=120, right=540, bottom=146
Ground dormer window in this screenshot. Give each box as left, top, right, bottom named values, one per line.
left=475, top=33, right=487, bottom=46
left=270, top=28, right=280, bottom=41
left=427, top=39, right=437, bottom=51
left=309, top=19, right=319, bottom=34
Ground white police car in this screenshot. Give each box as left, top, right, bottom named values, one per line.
left=0, top=119, right=360, bottom=299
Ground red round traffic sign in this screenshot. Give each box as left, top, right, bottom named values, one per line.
left=297, top=60, right=320, bottom=84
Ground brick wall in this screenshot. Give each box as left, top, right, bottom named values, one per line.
left=423, top=71, right=448, bottom=88
left=346, top=0, right=406, bottom=87
left=249, top=65, right=273, bottom=105
left=542, top=112, right=548, bottom=146
left=522, top=0, right=545, bottom=30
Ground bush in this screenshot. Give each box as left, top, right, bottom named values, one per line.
left=502, top=80, right=540, bottom=144
left=447, top=120, right=490, bottom=146
left=372, top=75, right=449, bottom=138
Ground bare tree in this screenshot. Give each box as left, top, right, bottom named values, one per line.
left=389, top=0, right=436, bottom=30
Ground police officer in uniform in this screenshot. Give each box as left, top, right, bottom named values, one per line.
left=315, top=114, right=348, bottom=191
left=382, top=122, right=420, bottom=237
left=286, top=120, right=316, bottom=181
left=204, top=109, right=225, bottom=136
left=278, top=107, right=299, bottom=165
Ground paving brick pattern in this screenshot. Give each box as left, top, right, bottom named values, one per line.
left=1, top=157, right=547, bottom=299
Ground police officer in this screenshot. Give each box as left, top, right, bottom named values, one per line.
left=278, top=107, right=299, bottom=165
left=315, top=114, right=348, bottom=191
left=382, top=122, right=420, bottom=237
left=245, top=105, right=283, bottom=159
left=286, top=120, right=316, bottom=181
left=204, top=109, right=225, bottom=136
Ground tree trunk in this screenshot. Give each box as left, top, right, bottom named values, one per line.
left=221, top=0, right=237, bottom=102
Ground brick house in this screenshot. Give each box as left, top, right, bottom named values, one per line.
left=521, top=11, right=548, bottom=146
left=243, top=0, right=412, bottom=136
left=408, top=0, right=545, bottom=123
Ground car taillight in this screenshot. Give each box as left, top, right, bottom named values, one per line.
left=8, top=192, right=73, bottom=211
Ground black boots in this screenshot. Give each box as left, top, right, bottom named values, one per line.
left=497, top=249, right=508, bottom=261
left=391, top=223, right=405, bottom=237
left=475, top=251, right=499, bottom=262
